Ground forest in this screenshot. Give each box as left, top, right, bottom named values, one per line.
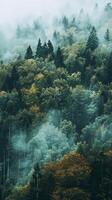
left=0, top=1, right=112, bottom=200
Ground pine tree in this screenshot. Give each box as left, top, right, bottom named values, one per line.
left=105, top=29, right=110, bottom=42
left=105, top=3, right=112, bottom=14
left=2, top=66, right=19, bottom=91
left=47, top=40, right=54, bottom=60
left=71, top=17, right=76, bottom=27
left=25, top=45, right=33, bottom=59
left=35, top=39, right=42, bottom=58
left=55, top=47, right=64, bottom=67
left=11, top=66, right=19, bottom=89
left=47, top=40, right=54, bottom=54
left=105, top=51, right=112, bottom=83
left=86, top=27, right=99, bottom=51
left=62, top=16, right=69, bottom=30
left=29, top=163, right=41, bottom=200
left=42, top=42, right=49, bottom=58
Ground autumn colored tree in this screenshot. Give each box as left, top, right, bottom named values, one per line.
left=39, top=152, right=91, bottom=200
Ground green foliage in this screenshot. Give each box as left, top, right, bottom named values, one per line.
left=47, top=40, right=54, bottom=54
left=1, top=17, right=112, bottom=200
left=5, top=185, right=31, bottom=200
left=35, top=38, right=42, bottom=58
left=86, top=27, right=99, bottom=51
left=63, top=86, right=100, bottom=133
left=55, top=47, right=64, bottom=68
left=105, top=29, right=110, bottom=42
left=62, top=16, right=69, bottom=30
left=105, top=51, right=112, bottom=84
left=39, top=152, right=91, bottom=200
left=52, top=188, right=90, bottom=200
left=35, top=39, right=54, bottom=60
left=25, top=45, right=33, bottom=59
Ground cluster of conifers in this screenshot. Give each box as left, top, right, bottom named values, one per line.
left=25, top=38, right=65, bottom=67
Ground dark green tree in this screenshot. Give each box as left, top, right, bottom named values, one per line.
left=47, top=40, right=54, bottom=60
left=62, top=16, right=69, bottom=30
left=42, top=42, right=49, bottom=59
left=2, top=66, right=19, bottom=91
left=47, top=40, right=54, bottom=54
left=86, top=27, right=99, bottom=51
left=105, top=29, right=110, bottom=42
left=29, top=163, right=41, bottom=200
left=11, top=66, right=19, bottom=89
left=105, top=51, right=112, bottom=83
left=71, top=17, right=76, bottom=27
left=55, top=47, right=64, bottom=67
left=35, top=39, right=42, bottom=58
left=25, top=45, right=33, bottom=59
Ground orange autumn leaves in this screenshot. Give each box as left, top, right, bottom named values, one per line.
left=42, top=151, right=91, bottom=200
left=44, top=151, right=91, bottom=180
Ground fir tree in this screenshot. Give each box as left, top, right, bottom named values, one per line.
left=35, top=39, right=42, bottom=58
left=47, top=40, right=54, bottom=54
left=105, top=51, right=112, bottom=83
left=2, top=66, right=19, bottom=91
left=62, top=16, right=69, bottom=30
left=11, top=66, right=19, bottom=89
left=55, top=47, right=64, bottom=67
left=105, top=29, right=110, bottom=42
left=47, top=40, right=54, bottom=60
left=105, top=2, right=112, bottom=14
left=86, top=26, right=99, bottom=51
left=42, top=42, right=49, bottom=58
left=25, top=45, right=33, bottom=59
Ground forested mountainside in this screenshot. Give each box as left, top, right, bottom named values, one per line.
left=0, top=2, right=112, bottom=200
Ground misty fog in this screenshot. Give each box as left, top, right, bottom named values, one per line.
left=11, top=111, right=76, bottom=184
left=0, top=0, right=109, bottom=25
left=0, top=0, right=111, bottom=61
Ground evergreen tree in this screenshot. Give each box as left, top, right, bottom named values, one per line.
left=105, top=2, right=112, bottom=15
left=55, top=47, right=64, bottom=67
left=105, top=51, right=112, bottom=83
left=53, top=31, right=59, bottom=40
left=62, top=16, right=69, bottom=30
left=25, top=45, right=33, bottom=59
left=86, top=26, right=99, bottom=51
left=47, top=40, right=54, bottom=60
left=11, top=66, right=19, bottom=89
left=35, top=39, right=42, bottom=58
left=2, top=66, right=19, bottom=91
left=42, top=42, right=49, bottom=58
left=71, top=17, right=76, bottom=27
left=105, top=29, right=110, bottom=42
left=47, top=40, right=54, bottom=54
left=30, top=163, right=41, bottom=200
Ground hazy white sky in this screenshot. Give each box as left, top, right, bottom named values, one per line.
left=0, top=0, right=109, bottom=25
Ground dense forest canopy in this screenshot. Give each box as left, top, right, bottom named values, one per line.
left=0, top=1, right=112, bottom=200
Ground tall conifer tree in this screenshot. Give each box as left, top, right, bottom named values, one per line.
left=55, top=47, right=64, bottom=67
left=86, top=27, right=99, bottom=51
left=25, top=45, right=33, bottom=59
